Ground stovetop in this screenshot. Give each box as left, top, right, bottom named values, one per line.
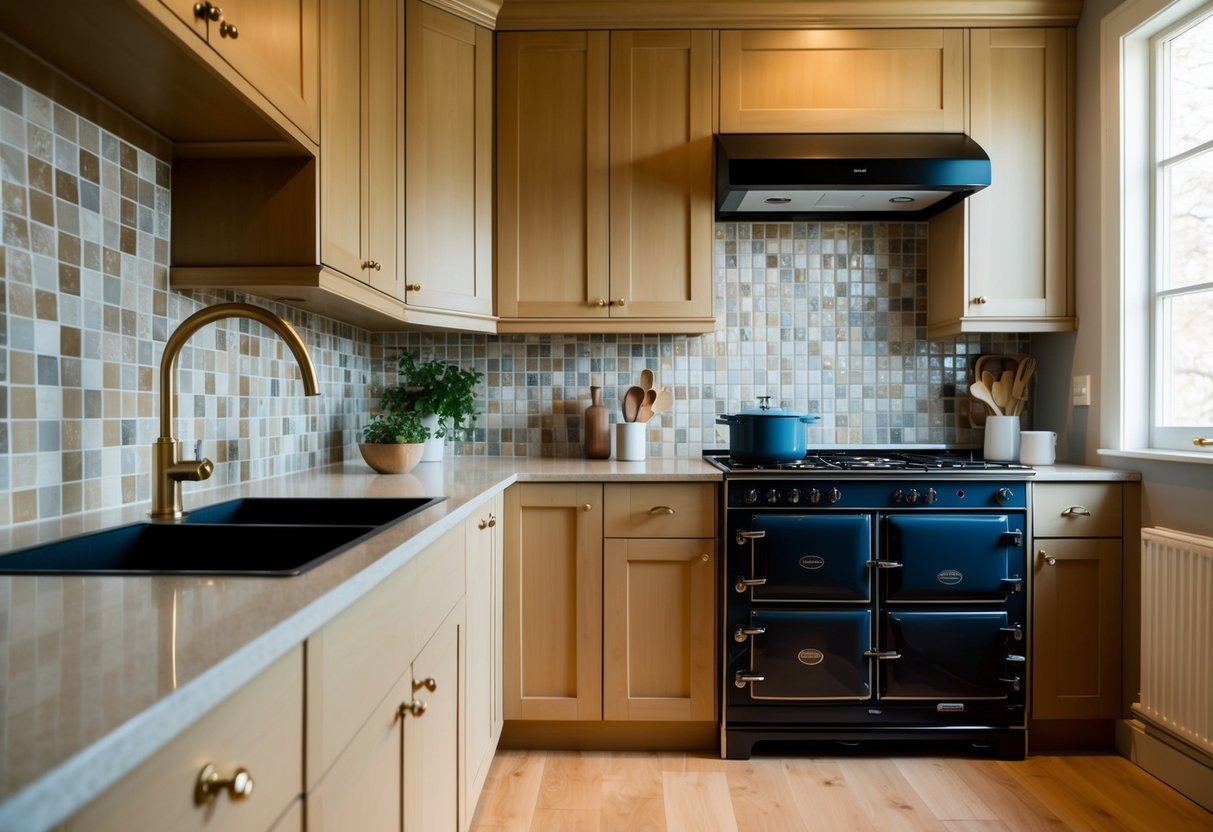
left=705, top=448, right=1034, bottom=475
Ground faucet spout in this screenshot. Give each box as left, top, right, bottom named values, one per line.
left=152, top=302, right=321, bottom=520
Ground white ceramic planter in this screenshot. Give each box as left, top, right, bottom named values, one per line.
left=420, top=413, right=445, bottom=462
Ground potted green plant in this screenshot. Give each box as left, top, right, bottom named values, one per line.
left=358, top=410, right=430, bottom=474
left=380, top=353, right=483, bottom=462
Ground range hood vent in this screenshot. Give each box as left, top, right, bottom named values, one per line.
left=715, top=133, right=991, bottom=221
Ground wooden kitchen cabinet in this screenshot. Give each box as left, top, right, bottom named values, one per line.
left=405, top=601, right=463, bottom=832
left=504, top=482, right=717, bottom=728
left=159, top=0, right=319, bottom=142
left=1031, top=482, right=1123, bottom=722
left=496, top=30, right=715, bottom=334
left=404, top=0, right=496, bottom=329
left=61, top=647, right=304, bottom=832
left=719, top=29, right=966, bottom=133
left=463, top=494, right=504, bottom=823
left=927, top=28, right=1076, bottom=337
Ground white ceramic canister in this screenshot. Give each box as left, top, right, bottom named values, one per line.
left=983, top=415, right=1021, bottom=462
left=1019, top=430, right=1057, bottom=465
left=616, top=422, right=647, bottom=461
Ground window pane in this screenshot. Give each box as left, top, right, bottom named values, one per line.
left=1165, top=149, right=1213, bottom=289
left=1159, top=290, right=1213, bottom=425
left=1167, top=14, right=1213, bottom=157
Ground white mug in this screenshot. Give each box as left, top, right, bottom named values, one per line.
left=616, top=422, right=646, bottom=461
left=984, top=415, right=1021, bottom=462
left=1019, top=430, right=1057, bottom=466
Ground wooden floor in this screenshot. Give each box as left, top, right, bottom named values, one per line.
left=469, top=749, right=1213, bottom=831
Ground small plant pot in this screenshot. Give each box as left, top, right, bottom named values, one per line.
left=358, top=443, right=425, bottom=474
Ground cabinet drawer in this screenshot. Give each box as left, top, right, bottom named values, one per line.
left=306, top=526, right=464, bottom=788
left=1033, top=483, right=1122, bottom=538
left=604, top=483, right=716, bottom=538
left=64, top=647, right=303, bottom=832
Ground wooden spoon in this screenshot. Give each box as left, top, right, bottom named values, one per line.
left=638, top=388, right=657, bottom=422
left=1010, top=358, right=1036, bottom=416
left=639, top=368, right=654, bottom=391
left=622, top=386, right=644, bottom=422
left=652, top=388, right=674, bottom=416
left=991, top=371, right=1012, bottom=413
left=969, top=380, right=1002, bottom=416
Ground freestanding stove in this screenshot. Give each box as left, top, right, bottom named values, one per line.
left=707, top=449, right=1035, bottom=760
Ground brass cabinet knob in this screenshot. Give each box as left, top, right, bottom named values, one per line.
left=614, top=298, right=626, bottom=307
left=1194, top=437, right=1213, bottom=447
left=478, top=518, right=488, bottom=530
left=700, top=552, right=710, bottom=562
left=1039, top=549, right=1056, bottom=567
left=406, top=283, right=422, bottom=292
left=399, top=699, right=427, bottom=718
left=582, top=503, right=592, bottom=512
left=219, top=20, right=239, bottom=39
left=195, top=763, right=254, bottom=806
left=971, top=296, right=989, bottom=304
left=488, top=514, right=497, bottom=527
left=363, top=260, right=381, bottom=271
left=594, top=298, right=607, bottom=307
left=194, top=2, right=222, bottom=21
left=413, top=677, right=437, bottom=693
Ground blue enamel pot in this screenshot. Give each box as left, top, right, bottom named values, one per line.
left=716, top=409, right=821, bottom=464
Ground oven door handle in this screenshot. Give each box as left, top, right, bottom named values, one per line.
left=863, top=650, right=902, bottom=660
left=999, top=576, right=1024, bottom=594
left=1000, top=529, right=1024, bottom=547
left=733, top=626, right=767, bottom=643
left=734, top=671, right=766, bottom=688
left=735, top=529, right=766, bottom=545
left=1000, top=623, right=1024, bottom=641
left=734, top=576, right=768, bottom=592
left=998, top=676, right=1023, bottom=692
left=866, top=560, right=903, bottom=569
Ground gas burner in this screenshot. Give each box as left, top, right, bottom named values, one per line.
left=705, top=448, right=1033, bottom=475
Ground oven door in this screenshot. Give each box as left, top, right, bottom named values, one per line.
left=883, top=514, right=1023, bottom=602
left=744, top=514, right=873, bottom=602
left=736, top=610, right=872, bottom=701
left=878, top=610, right=1024, bottom=700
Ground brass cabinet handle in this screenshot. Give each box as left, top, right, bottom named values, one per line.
left=219, top=19, right=238, bottom=39
left=700, top=552, right=710, bottom=562
left=593, top=298, right=607, bottom=307
left=734, top=575, right=767, bottom=593
left=582, top=503, right=592, bottom=512
left=971, top=296, right=989, bottom=304
left=406, top=283, right=422, bottom=292
left=733, top=625, right=765, bottom=642
left=1039, top=549, right=1056, bottom=567
left=413, top=677, right=437, bottom=693
left=1194, top=437, right=1213, bottom=447
left=195, top=763, right=254, bottom=806
left=399, top=699, right=427, bottom=718
left=363, top=260, right=382, bottom=271
left=488, top=514, right=497, bottom=527
left=1060, top=506, right=1091, bottom=517
left=647, top=505, right=676, bottom=515
left=194, top=2, right=222, bottom=21
left=613, top=298, right=626, bottom=307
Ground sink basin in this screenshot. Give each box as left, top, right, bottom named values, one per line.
left=0, top=496, right=445, bottom=577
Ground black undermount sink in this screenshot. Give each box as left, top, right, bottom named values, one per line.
left=0, top=497, right=445, bottom=577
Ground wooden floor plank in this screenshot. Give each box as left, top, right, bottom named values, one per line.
left=1070, top=754, right=1213, bottom=831
left=531, top=808, right=601, bottom=832
left=837, top=759, right=950, bottom=832
left=724, top=757, right=804, bottom=832
left=601, top=753, right=669, bottom=832
left=941, top=758, right=1068, bottom=831
left=535, top=751, right=608, bottom=813
left=894, top=758, right=999, bottom=822
left=941, top=822, right=1015, bottom=832
left=782, top=759, right=877, bottom=832
left=662, top=771, right=738, bottom=832
left=998, top=755, right=1143, bottom=830
left=469, top=750, right=545, bottom=832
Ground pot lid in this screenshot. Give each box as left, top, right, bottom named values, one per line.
left=730, top=397, right=820, bottom=420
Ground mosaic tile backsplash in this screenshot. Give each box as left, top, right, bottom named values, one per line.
left=1, top=69, right=1028, bottom=528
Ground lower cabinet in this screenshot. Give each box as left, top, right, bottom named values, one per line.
left=1031, top=482, right=1125, bottom=725
left=463, top=494, right=504, bottom=824
left=504, top=481, right=717, bottom=727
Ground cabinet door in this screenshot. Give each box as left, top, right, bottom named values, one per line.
left=504, top=483, right=604, bottom=720
left=318, top=0, right=363, bottom=281
left=497, top=31, right=610, bottom=320
left=603, top=538, right=716, bottom=721
left=405, top=602, right=463, bottom=832
left=719, top=29, right=965, bottom=133
left=608, top=30, right=713, bottom=321
left=405, top=0, right=494, bottom=318
left=464, top=494, right=503, bottom=820
left=1033, top=538, right=1122, bottom=719
left=161, top=0, right=319, bottom=141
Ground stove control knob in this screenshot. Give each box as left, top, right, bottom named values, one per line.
left=923, top=487, right=938, bottom=505
left=827, top=487, right=842, bottom=505
left=891, top=489, right=905, bottom=503
left=787, top=488, right=801, bottom=505
left=766, top=489, right=781, bottom=505
left=906, top=488, right=920, bottom=504
left=808, top=488, right=822, bottom=505
left=743, top=489, right=759, bottom=505
left=996, top=487, right=1014, bottom=506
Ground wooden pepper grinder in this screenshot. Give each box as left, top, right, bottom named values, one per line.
left=584, top=385, right=610, bottom=459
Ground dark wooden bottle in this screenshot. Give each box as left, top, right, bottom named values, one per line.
left=584, top=386, right=610, bottom=459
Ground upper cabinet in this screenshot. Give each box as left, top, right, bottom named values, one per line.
left=927, top=28, right=1076, bottom=337
left=159, top=0, right=320, bottom=143
left=719, top=29, right=966, bottom=133
left=496, top=29, right=715, bottom=334
left=403, top=0, right=496, bottom=328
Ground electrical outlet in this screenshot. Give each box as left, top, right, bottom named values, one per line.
left=1072, top=374, right=1092, bottom=407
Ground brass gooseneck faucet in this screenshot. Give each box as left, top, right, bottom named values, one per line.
left=152, top=302, right=321, bottom=520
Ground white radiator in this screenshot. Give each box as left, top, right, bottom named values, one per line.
left=1139, top=527, right=1213, bottom=757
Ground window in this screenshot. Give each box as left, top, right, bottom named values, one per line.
left=1151, top=8, right=1213, bottom=449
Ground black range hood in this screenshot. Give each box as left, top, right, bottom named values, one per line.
left=715, top=133, right=991, bottom=221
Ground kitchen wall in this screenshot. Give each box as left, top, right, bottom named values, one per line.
left=0, top=63, right=1030, bottom=530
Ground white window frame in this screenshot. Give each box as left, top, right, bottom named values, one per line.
left=1100, top=0, right=1213, bottom=464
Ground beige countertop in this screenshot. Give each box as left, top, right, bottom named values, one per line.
left=0, top=455, right=721, bottom=831
left=0, top=453, right=1136, bottom=829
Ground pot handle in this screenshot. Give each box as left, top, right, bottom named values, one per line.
left=798, top=416, right=820, bottom=424
left=716, top=415, right=738, bottom=425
